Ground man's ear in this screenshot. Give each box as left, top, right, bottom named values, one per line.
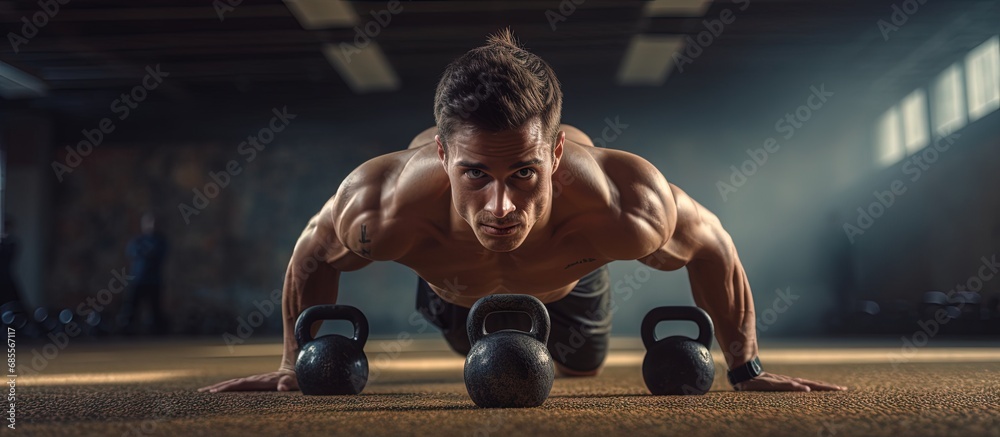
left=552, top=131, right=565, bottom=171
left=436, top=135, right=447, bottom=166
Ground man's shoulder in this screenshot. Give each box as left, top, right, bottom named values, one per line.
left=576, top=147, right=673, bottom=260
left=337, top=147, right=447, bottom=217
left=591, top=147, right=664, bottom=186
left=339, top=149, right=413, bottom=192
left=330, top=148, right=447, bottom=260
left=563, top=146, right=669, bottom=211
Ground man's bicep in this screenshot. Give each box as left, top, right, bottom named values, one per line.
left=598, top=151, right=679, bottom=260
left=329, top=157, right=412, bottom=262
left=294, top=200, right=372, bottom=273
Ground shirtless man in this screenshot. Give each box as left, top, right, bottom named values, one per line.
left=201, top=30, right=844, bottom=393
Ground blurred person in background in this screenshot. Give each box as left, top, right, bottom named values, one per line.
left=119, top=211, right=169, bottom=335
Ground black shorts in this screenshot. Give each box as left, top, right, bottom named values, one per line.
left=415, top=265, right=612, bottom=372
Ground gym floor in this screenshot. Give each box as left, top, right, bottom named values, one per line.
left=19, top=338, right=1000, bottom=436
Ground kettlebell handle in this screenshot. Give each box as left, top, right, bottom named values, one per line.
left=641, top=306, right=714, bottom=350
left=294, top=304, right=370, bottom=349
left=467, top=294, right=550, bottom=346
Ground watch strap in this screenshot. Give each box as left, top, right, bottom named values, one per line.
left=727, top=356, right=763, bottom=386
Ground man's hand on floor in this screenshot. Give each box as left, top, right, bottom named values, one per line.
left=733, top=372, right=847, bottom=392
left=198, top=369, right=298, bottom=393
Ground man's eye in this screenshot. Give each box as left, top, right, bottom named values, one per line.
left=465, top=169, right=485, bottom=179
left=514, top=168, right=535, bottom=179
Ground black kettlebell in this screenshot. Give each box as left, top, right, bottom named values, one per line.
left=294, top=304, right=369, bottom=395
left=464, top=294, right=554, bottom=408
left=641, top=306, right=715, bottom=395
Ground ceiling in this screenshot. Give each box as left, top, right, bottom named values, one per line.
left=0, top=0, right=996, bottom=138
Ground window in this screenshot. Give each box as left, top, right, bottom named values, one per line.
left=965, top=35, right=999, bottom=121
left=872, top=34, right=997, bottom=168
left=875, top=106, right=904, bottom=168
left=901, top=89, right=929, bottom=153
left=932, top=64, right=966, bottom=136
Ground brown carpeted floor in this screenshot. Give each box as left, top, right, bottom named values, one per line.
left=15, top=338, right=1000, bottom=437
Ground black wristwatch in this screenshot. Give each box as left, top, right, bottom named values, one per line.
left=727, top=356, right=763, bottom=387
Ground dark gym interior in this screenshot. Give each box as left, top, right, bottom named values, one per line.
left=2, top=0, right=998, bottom=436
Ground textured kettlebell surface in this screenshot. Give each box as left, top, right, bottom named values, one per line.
left=465, top=331, right=555, bottom=408
left=296, top=336, right=368, bottom=395
left=642, top=339, right=715, bottom=395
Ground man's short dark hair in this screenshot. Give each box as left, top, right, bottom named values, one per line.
left=433, top=28, right=563, bottom=153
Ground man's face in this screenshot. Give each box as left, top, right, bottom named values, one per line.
left=437, top=120, right=563, bottom=252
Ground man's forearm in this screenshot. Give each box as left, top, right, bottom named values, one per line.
left=686, top=244, right=758, bottom=370
left=279, top=252, right=342, bottom=371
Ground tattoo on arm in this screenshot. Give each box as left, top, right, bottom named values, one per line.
left=564, top=257, right=597, bottom=269
left=357, top=223, right=371, bottom=256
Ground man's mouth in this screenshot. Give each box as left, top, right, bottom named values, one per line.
left=479, top=223, right=521, bottom=236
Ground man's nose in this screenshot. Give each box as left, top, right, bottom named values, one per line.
left=484, top=183, right=516, bottom=218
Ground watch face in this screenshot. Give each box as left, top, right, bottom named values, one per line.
left=751, top=358, right=762, bottom=375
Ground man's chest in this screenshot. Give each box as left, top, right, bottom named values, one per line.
left=396, top=234, right=608, bottom=305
